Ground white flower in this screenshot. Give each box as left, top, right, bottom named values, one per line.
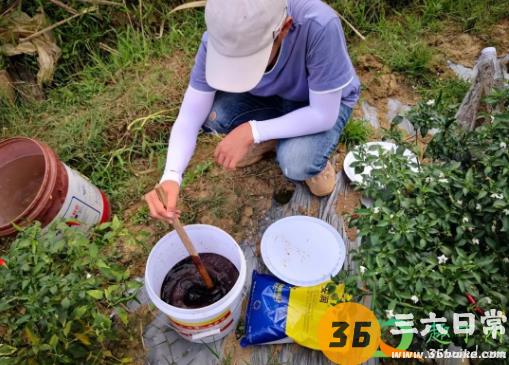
left=492, top=223, right=497, bottom=232
left=491, top=193, right=503, bottom=200
left=425, top=177, right=432, bottom=183
left=503, top=257, right=509, bottom=263
left=438, top=254, right=449, bottom=264
left=438, top=178, right=448, bottom=184
left=411, top=295, right=419, bottom=303
left=373, top=207, right=380, bottom=214
left=457, top=200, right=463, bottom=206
left=467, top=226, right=474, bottom=232
left=504, top=209, right=509, bottom=215
left=462, top=216, right=469, bottom=223
left=390, top=214, right=394, bottom=219
left=86, top=272, right=92, bottom=279
left=472, top=238, right=480, bottom=245
left=486, top=297, right=492, bottom=304
left=386, top=309, right=395, bottom=318
left=439, top=172, right=445, bottom=178
left=501, top=142, right=507, bottom=149
left=426, top=99, right=435, bottom=106
left=359, top=266, right=367, bottom=274
left=476, top=204, right=482, bottom=211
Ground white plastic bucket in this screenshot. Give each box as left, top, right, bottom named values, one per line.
left=145, top=224, right=247, bottom=343
left=56, top=164, right=110, bottom=230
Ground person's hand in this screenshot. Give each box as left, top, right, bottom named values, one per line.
left=144, top=180, right=181, bottom=223
left=214, top=122, right=254, bottom=170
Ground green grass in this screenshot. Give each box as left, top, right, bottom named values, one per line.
left=340, top=119, right=372, bottom=148
left=0, top=12, right=205, bottom=211
left=334, top=0, right=509, bottom=83
left=181, top=160, right=214, bottom=188
left=416, top=0, right=509, bottom=31
left=180, top=189, right=227, bottom=224
left=331, top=0, right=509, bottom=36
left=17, top=0, right=198, bottom=84
left=368, top=14, right=436, bottom=82
left=131, top=205, right=151, bottom=225
left=343, top=11, right=437, bottom=83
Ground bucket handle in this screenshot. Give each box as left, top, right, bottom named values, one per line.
left=191, top=328, right=221, bottom=341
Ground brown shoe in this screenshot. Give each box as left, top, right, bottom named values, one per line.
left=237, top=140, right=277, bottom=168
left=305, top=161, right=336, bottom=196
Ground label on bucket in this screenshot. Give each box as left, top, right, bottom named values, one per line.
left=54, top=165, right=105, bottom=230
left=170, top=309, right=235, bottom=339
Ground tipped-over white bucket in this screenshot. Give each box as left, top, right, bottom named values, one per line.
left=145, top=224, right=247, bottom=343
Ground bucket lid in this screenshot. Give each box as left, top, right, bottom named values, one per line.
left=260, top=216, right=345, bottom=287
left=343, top=141, right=418, bottom=185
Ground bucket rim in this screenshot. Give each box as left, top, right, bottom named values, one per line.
left=0, top=137, right=58, bottom=235
left=145, top=224, right=247, bottom=317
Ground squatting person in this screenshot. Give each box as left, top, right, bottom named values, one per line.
left=145, top=0, right=360, bottom=221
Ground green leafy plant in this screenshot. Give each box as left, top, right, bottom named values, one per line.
left=393, top=96, right=451, bottom=138
left=0, top=219, right=142, bottom=364
left=418, top=78, right=470, bottom=115
left=339, top=88, right=509, bottom=352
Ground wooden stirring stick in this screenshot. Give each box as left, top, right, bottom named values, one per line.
left=154, top=184, right=215, bottom=289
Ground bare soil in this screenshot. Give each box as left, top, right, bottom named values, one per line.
left=429, top=30, right=484, bottom=68
left=354, top=53, right=419, bottom=129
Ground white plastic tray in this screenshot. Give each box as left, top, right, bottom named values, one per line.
left=261, top=216, right=345, bottom=287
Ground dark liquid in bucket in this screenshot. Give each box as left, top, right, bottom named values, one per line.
left=0, top=155, right=45, bottom=226
left=160, top=253, right=239, bottom=309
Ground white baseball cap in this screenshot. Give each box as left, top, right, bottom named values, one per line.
left=205, top=0, right=288, bottom=93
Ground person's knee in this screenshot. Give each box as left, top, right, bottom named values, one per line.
left=203, top=103, right=230, bottom=134
left=277, top=151, right=315, bottom=181
left=203, top=92, right=242, bottom=133
left=277, top=137, right=330, bottom=181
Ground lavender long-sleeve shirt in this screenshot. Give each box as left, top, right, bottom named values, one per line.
left=161, top=0, right=361, bottom=184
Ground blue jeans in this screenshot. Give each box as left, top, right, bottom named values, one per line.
left=203, top=92, right=353, bottom=181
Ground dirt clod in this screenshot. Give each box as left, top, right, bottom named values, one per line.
left=242, top=206, right=254, bottom=218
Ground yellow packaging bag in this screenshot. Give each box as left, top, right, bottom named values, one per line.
left=286, top=281, right=345, bottom=350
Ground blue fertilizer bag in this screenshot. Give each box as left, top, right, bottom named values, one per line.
left=240, top=270, right=346, bottom=348
left=240, top=271, right=293, bottom=346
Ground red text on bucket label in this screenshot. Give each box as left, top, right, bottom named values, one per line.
left=54, top=165, right=105, bottom=230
